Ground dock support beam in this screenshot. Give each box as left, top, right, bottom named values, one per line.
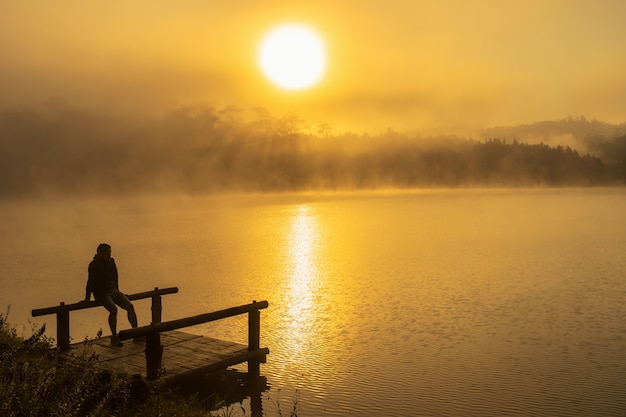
left=145, top=330, right=163, bottom=380
left=248, top=302, right=261, bottom=377
left=57, top=302, right=70, bottom=352
left=151, top=287, right=162, bottom=324
left=147, top=286, right=164, bottom=381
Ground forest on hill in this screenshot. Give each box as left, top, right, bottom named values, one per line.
left=1, top=106, right=625, bottom=197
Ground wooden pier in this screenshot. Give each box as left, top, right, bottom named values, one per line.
left=31, top=287, right=270, bottom=386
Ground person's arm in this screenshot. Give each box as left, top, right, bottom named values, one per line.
left=83, top=263, right=94, bottom=301
left=111, top=258, right=120, bottom=290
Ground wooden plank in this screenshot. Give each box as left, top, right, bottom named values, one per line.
left=162, top=331, right=202, bottom=343
left=163, top=348, right=269, bottom=386
left=32, top=287, right=179, bottom=316
left=60, top=330, right=264, bottom=383
left=118, top=300, right=268, bottom=340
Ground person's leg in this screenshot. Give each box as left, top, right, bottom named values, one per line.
left=96, top=292, right=122, bottom=346
left=101, top=296, right=119, bottom=335
left=111, top=290, right=138, bottom=328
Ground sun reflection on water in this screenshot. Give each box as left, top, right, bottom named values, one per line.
left=285, top=205, right=320, bottom=351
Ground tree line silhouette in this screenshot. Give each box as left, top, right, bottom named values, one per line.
left=0, top=106, right=625, bottom=197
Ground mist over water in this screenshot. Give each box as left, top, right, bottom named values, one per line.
left=1, top=105, right=625, bottom=199
left=2, top=188, right=626, bottom=416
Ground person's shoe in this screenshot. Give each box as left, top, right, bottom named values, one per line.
left=110, top=336, right=123, bottom=347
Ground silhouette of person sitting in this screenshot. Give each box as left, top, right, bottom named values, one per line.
left=82, top=243, right=138, bottom=347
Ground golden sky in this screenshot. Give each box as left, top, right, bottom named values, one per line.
left=1, top=0, right=625, bottom=134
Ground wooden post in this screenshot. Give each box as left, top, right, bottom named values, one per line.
left=56, top=302, right=70, bottom=352
left=151, top=287, right=162, bottom=324
left=250, top=388, right=263, bottom=417
left=145, top=328, right=163, bottom=380
left=248, top=301, right=261, bottom=377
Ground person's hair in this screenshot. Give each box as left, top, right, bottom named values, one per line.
left=96, top=243, right=111, bottom=254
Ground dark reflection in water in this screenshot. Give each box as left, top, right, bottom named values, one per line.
left=169, top=369, right=268, bottom=416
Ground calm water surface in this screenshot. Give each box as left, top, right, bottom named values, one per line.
left=2, top=188, right=626, bottom=416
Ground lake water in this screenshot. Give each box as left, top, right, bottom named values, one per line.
left=2, top=188, right=626, bottom=416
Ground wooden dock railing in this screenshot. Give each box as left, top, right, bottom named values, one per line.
left=32, top=287, right=179, bottom=352
left=118, top=300, right=269, bottom=380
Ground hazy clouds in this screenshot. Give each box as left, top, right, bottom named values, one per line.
left=1, top=1, right=626, bottom=133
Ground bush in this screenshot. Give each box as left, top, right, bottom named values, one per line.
left=1, top=309, right=204, bottom=416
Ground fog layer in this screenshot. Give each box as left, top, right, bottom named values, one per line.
left=1, top=105, right=625, bottom=198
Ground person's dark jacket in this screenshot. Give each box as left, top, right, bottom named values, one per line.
left=86, top=256, right=119, bottom=300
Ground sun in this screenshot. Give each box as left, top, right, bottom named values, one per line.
left=259, top=24, right=326, bottom=90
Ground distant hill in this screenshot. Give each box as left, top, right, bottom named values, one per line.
left=480, top=117, right=626, bottom=154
